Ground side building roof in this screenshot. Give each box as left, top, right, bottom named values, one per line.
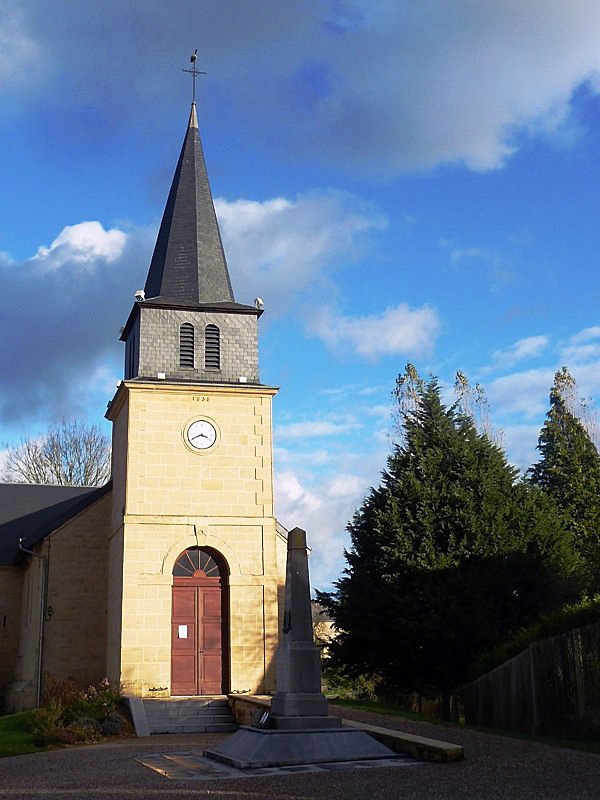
left=0, top=482, right=112, bottom=565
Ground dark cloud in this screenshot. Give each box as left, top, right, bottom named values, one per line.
left=0, top=223, right=152, bottom=424
left=7, top=1, right=600, bottom=174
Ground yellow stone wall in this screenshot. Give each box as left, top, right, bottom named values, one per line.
left=4, top=492, right=111, bottom=712
left=43, top=492, right=111, bottom=684
left=0, top=566, right=24, bottom=704
left=106, top=380, right=283, bottom=696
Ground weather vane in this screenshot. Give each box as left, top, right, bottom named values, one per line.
left=182, top=49, right=206, bottom=103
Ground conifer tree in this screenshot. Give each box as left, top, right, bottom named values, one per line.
left=320, top=365, right=576, bottom=712
left=529, top=367, right=600, bottom=589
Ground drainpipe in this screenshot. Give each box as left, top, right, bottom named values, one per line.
left=18, top=539, right=48, bottom=708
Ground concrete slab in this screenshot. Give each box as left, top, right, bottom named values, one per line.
left=138, top=750, right=421, bottom=781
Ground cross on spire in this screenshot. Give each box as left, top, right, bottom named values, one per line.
left=182, top=49, right=206, bottom=103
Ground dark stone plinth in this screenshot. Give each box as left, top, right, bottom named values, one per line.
left=271, top=714, right=342, bottom=730
left=271, top=687, right=329, bottom=719
left=203, top=725, right=396, bottom=769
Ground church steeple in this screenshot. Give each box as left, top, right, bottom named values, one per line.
left=120, top=97, right=261, bottom=387
left=143, top=103, right=234, bottom=304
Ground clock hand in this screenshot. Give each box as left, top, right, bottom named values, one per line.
left=191, top=432, right=209, bottom=441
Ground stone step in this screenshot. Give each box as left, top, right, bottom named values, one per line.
left=144, top=703, right=230, bottom=714
left=141, top=697, right=238, bottom=736
left=147, top=721, right=239, bottom=734
left=144, top=698, right=229, bottom=710
left=145, top=712, right=235, bottom=725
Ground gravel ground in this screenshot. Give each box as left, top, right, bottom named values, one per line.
left=0, top=709, right=599, bottom=800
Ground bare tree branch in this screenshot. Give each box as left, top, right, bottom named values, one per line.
left=2, top=420, right=111, bottom=486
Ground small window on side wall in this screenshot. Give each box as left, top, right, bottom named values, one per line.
left=205, top=324, right=220, bottom=369
left=180, top=323, right=194, bottom=368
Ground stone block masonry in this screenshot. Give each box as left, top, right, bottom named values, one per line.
left=106, top=378, right=283, bottom=698
left=134, top=307, right=259, bottom=384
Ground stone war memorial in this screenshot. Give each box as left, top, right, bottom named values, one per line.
left=204, top=527, right=397, bottom=768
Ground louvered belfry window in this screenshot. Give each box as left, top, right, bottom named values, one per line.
left=205, top=324, right=220, bottom=369
left=179, top=323, right=195, bottom=368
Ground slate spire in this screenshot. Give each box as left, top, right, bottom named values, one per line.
left=143, top=103, right=235, bottom=304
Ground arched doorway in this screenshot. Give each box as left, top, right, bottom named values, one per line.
left=171, top=547, right=229, bottom=695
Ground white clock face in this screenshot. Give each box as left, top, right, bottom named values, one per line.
left=186, top=419, right=217, bottom=450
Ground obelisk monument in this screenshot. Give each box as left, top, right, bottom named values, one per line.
left=204, top=527, right=396, bottom=768
left=270, top=527, right=339, bottom=725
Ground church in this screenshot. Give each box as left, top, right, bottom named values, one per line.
left=0, top=98, right=287, bottom=712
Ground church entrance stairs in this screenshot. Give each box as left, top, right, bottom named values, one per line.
left=142, top=697, right=238, bottom=735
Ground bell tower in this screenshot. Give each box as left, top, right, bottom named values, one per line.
left=106, top=89, right=283, bottom=698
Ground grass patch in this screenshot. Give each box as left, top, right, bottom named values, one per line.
left=329, top=697, right=437, bottom=723
left=0, top=711, right=44, bottom=758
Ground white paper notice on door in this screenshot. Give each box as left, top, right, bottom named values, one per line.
left=178, top=625, right=188, bottom=639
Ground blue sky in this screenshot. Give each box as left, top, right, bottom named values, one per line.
left=2, top=1, right=600, bottom=589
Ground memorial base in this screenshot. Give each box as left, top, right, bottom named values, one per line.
left=203, top=724, right=397, bottom=769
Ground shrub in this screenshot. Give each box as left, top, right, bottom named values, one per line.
left=43, top=675, right=82, bottom=708
left=31, top=675, right=122, bottom=746
left=30, top=700, right=63, bottom=736
left=67, top=723, right=102, bottom=744
left=73, top=717, right=101, bottom=733
left=35, top=727, right=78, bottom=747
left=322, top=666, right=382, bottom=701
left=100, top=714, right=124, bottom=736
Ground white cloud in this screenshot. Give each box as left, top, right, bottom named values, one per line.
left=15, top=2, right=600, bottom=175
left=216, top=190, right=386, bottom=311
left=442, top=240, right=514, bottom=287
left=502, top=424, right=542, bottom=472
left=326, top=473, right=366, bottom=499
left=247, top=1, right=600, bottom=173
left=365, top=404, right=391, bottom=419
left=275, top=468, right=370, bottom=589
left=30, top=221, right=128, bottom=272
left=0, top=220, right=151, bottom=423
left=0, top=446, right=9, bottom=475
left=276, top=419, right=360, bottom=441
left=486, top=368, right=555, bottom=419
left=560, top=344, right=600, bottom=365
left=559, top=327, right=600, bottom=365
left=318, top=382, right=387, bottom=398
left=569, top=326, right=600, bottom=344
left=564, top=362, right=600, bottom=401
left=311, top=303, right=440, bottom=360
left=0, top=4, right=40, bottom=87
left=491, top=335, right=550, bottom=370
left=274, top=447, right=331, bottom=466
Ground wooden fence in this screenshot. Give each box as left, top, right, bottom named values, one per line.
left=458, top=621, right=600, bottom=737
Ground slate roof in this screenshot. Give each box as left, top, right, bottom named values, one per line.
left=0, top=482, right=111, bottom=566
left=143, top=102, right=235, bottom=305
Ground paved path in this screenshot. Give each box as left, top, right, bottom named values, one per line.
left=1, top=709, right=599, bottom=799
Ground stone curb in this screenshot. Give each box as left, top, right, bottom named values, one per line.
left=342, top=718, right=464, bottom=763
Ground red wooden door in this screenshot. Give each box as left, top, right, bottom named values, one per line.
left=171, top=549, right=224, bottom=695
